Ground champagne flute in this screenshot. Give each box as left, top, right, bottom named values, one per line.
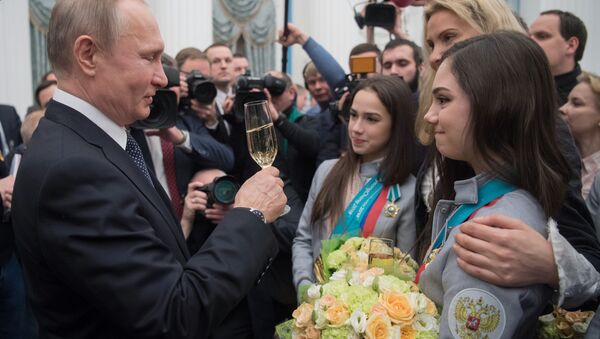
left=368, top=238, right=394, bottom=274
left=244, top=100, right=290, bottom=215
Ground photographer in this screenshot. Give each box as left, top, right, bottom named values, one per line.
left=265, top=71, right=320, bottom=203
left=180, top=169, right=233, bottom=250
left=131, top=54, right=234, bottom=218
left=181, top=168, right=304, bottom=338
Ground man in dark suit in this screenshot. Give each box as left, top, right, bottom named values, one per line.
left=11, top=1, right=286, bottom=338
left=0, top=104, right=22, bottom=157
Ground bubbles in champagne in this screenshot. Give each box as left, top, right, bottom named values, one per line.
left=246, top=122, right=278, bottom=168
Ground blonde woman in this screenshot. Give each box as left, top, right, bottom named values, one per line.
left=560, top=72, right=600, bottom=198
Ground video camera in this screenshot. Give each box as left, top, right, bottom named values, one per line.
left=132, top=65, right=179, bottom=129
left=330, top=55, right=377, bottom=120
left=196, top=175, right=240, bottom=208
left=232, top=72, right=287, bottom=122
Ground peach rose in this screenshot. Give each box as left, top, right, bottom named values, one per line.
left=370, top=303, right=387, bottom=315
left=293, top=303, right=314, bottom=328
left=304, top=324, right=321, bottom=339
left=380, top=292, right=415, bottom=327
left=365, top=313, right=392, bottom=339
left=294, top=324, right=321, bottom=339
left=320, top=294, right=337, bottom=308
left=425, top=298, right=438, bottom=316
left=401, top=325, right=417, bottom=339
left=325, top=302, right=350, bottom=327
left=565, top=310, right=593, bottom=324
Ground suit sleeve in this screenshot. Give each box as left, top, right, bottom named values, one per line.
left=178, top=117, right=234, bottom=172
left=37, top=156, right=276, bottom=339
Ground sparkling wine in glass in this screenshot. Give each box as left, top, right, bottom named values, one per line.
left=244, top=100, right=278, bottom=168
left=244, top=99, right=290, bottom=215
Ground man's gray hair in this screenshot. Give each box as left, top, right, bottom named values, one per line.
left=47, top=0, right=130, bottom=76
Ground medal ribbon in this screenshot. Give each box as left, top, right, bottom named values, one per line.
left=330, top=176, right=382, bottom=237
left=415, top=179, right=515, bottom=283
left=362, top=186, right=389, bottom=237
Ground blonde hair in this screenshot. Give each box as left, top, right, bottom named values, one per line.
left=416, top=0, right=526, bottom=144
left=47, top=0, right=129, bottom=77
left=578, top=72, right=600, bottom=110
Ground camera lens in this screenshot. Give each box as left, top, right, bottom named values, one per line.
left=212, top=177, right=240, bottom=204
left=192, top=81, right=217, bottom=104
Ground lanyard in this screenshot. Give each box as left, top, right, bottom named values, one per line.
left=430, top=179, right=516, bottom=251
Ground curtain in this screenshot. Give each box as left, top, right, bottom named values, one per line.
left=213, top=0, right=276, bottom=76
left=29, top=0, right=54, bottom=91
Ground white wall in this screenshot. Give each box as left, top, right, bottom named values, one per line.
left=520, top=0, right=599, bottom=74
left=0, top=0, right=33, bottom=119
left=147, top=0, right=214, bottom=57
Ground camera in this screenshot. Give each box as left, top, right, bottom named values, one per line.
left=232, top=73, right=287, bottom=121
left=330, top=55, right=378, bottom=121
left=131, top=65, right=179, bottom=129
left=196, top=175, right=240, bottom=208
left=186, top=71, right=217, bottom=105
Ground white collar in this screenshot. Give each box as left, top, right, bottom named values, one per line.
left=52, top=88, right=128, bottom=150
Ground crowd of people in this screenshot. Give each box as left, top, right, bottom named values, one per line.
left=1, top=0, right=600, bottom=338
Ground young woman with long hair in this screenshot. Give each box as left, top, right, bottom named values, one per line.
left=292, top=76, right=417, bottom=294
left=418, top=31, right=571, bottom=338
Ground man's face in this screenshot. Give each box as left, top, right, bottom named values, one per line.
left=206, top=46, right=233, bottom=87
left=38, top=83, right=57, bottom=108
left=305, top=72, right=331, bottom=106
left=381, top=45, right=418, bottom=83
left=232, top=57, right=249, bottom=78
left=92, top=0, right=167, bottom=126
left=181, top=58, right=210, bottom=77
left=529, top=14, right=572, bottom=76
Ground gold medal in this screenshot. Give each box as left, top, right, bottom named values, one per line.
left=384, top=202, right=399, bottom=218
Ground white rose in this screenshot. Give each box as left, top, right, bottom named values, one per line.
left=349, top=309, right=367, bottom=334
left=413, top=313, right=439, bottom=331
left=330, top=269, right=348, bottom=281
left=314, top=309, right=328, bottom=329
left=407, top=292, right=427, bottom=313
left=362, top=275, right=375, bottom=288
left=349, top=271, right=361, bottom=286
left=307, top=284, right=321, bottom=299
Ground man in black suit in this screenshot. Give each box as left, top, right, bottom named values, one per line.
left=0, top=104, right=22, bottom=157
left=11, top=1, right=286, bottom=338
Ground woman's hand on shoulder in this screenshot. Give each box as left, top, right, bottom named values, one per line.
left=453, top=214, right=559, bottom=288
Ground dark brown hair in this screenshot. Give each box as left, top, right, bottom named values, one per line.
left=310, top=75, right=416, bottom=226
left=417, top=31, right=570, bottom=260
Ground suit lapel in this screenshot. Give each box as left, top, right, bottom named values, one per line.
left=45, top=102, right=190, bottom=259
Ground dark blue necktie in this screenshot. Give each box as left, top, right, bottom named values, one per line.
left=125, top=131, right=153, bottom=185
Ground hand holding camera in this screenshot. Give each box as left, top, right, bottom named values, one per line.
left=145, top=127, right=186, bottom=145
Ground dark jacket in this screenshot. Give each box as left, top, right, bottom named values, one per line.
left=12, top=101, right=277, bottom=339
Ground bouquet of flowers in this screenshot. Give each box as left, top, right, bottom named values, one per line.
left=538, top=306, right=595, bottom=339
left=276, top=237, right=439, bottom=339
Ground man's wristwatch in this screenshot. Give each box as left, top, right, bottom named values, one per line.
left=247, top=208, right=266, bottom=223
